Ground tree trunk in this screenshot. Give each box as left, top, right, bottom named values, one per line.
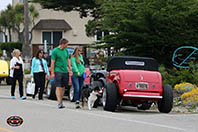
left=8, top=28, right=12, bottom=42
left=22, top=0, right=31, bottom=61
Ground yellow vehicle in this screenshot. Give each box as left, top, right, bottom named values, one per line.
left=0, top=60, right=11, bottom=85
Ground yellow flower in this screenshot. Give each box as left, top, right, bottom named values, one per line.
left=181, top=88, right=198, bottom=105
left=174, top=82, right=196, bottom=94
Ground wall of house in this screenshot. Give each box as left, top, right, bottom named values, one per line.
left=12, top=1, right=95, bottom=46
left=32, top=3, right=94, bottom=45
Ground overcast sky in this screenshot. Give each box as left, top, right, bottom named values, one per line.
left=0, top=0, right=12, bottom=11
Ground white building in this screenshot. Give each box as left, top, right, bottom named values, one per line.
left=12, top=0, right=95, bottom=56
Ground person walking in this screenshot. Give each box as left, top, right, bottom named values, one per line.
left=10, top=49, right=26, bottom=100
left=30, top=49, right=50, bottom=100
left=71, top=47, right=86, bottom=108
left=51, top=38, right=71, bottom=109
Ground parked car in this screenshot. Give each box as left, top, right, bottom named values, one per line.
left=102, top=56, right=173, bottom=113
left=0, top=60, right=12, bottom=85
left=45, top=67, right=90, bottom=101
left=90, top=66, right=107, bottom=85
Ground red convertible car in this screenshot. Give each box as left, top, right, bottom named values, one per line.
left=102, top=56, right=173, bottom=113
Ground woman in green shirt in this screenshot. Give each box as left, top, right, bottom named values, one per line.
left=71, top=47, right=86, bottom=108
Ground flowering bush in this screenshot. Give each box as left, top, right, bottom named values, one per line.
left=174, top=82, right=196, bottom=94
left=181, top=88, right=198, bottom=106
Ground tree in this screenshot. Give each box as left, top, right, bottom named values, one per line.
left=12, top=4, right=39, bottom=43
left=30, top=0, right=198, bottom=67
left=86, top=0, right=198, bottom=67
left=31, top=0, right=97, bottom=17
left=0, top=4, right=39, bottom=43
left=0, top=4, right=15, bottom=42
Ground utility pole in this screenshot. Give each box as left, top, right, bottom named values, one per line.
left=22, top=0, right=31, bottom=61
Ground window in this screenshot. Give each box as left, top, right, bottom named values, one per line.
left=19, top=0, right=24, bottom=3
left=42, top=31, right=63, bottom=45
left=95, top=30, right=109, bottom=41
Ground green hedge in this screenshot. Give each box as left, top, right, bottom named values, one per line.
left=0, top=42, right=22, bottom=53
left=159, top=64, right=198, bottom=87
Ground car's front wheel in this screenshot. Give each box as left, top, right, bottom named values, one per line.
left=103, top=83, right=118, bottom=112
left=158, top=84, right=173, bottom=113
left=46, top=80, right=57, bottom=100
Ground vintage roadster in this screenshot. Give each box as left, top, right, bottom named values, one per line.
left=102, top=56, right=173, bottom=113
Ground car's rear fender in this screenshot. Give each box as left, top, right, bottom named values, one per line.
left=107, top=70, right=163, bottom=98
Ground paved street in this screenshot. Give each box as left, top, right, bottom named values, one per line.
left=0, top=85, right=198, bottom=132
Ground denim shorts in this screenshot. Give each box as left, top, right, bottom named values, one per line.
left=54, top=72, right=69, bottom=88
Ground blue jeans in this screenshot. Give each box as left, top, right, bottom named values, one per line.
left=71, top=76, right=84, bottom=102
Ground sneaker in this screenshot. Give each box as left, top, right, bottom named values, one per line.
left=75, top=101, right=80, bottom=109
left=32, top=95, right=35, bottom=99
left=20, top=96, right=26, bottom=100
left=11, top=96, right=15, bottom=99
left=58, top=102, right=65, bottom=109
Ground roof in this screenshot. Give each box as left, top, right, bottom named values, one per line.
left=33, top=19, right=72, bottom=31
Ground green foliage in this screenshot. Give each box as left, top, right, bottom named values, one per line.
left=114, top=52, right=125, bottom=56
left=0, top=42, right=22, bottom=53
left=0, top=4, right=39, bottom=42
left=0, top=49, right=2, bottom=55
left=86, top=0, right=198, bottom=67
left=24, top=69, right=31, bottom=74
left=31, top=0, right=97, bottom=18
left=30, top=0, right=198, bottom=68
left=159, top=65, right=198, bottom=86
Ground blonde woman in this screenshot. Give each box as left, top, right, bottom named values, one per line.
left=10, top=49, right=26, bottom=100
left=71, top=47, right=86, bottom=108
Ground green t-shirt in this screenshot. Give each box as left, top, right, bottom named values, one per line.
left=71, top=55, right=86, bottom=76
left=51, top=47, right=69, bottom=73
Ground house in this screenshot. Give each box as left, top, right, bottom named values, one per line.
left=12, top=0, right=95, bottom=56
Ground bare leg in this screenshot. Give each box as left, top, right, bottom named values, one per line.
left=56, top=87, right=64, bottom=102
left=61, top=87, right=65, bottom=98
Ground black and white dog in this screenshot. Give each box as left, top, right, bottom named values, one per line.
left=81, top=85, right=102, bottom=110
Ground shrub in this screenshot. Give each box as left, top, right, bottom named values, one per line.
left=159, top=64, right=198, bottom=86
left=181, top=88, right=198, bottom=106
left=0, top=42, right=22, bottom=53
left=174, top=82, right=196, bottom=94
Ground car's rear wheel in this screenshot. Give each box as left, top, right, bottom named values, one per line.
left=46, top=80, right=57, bottom=100
left=103, top=83, right=118, bottom=112
left=158, top=84, right=173, bottom=113
left=68, top=85, right=74, bottom=102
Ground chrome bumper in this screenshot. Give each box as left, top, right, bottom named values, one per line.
left=123, top=94, right=162, bottom=99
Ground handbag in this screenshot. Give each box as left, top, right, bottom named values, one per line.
left=26, top=78, right=35, bottom=95
left=83, top=73, right=86, bottom=79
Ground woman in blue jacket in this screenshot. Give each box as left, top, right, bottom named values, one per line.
left=31, top=49, right=49, bottom=100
